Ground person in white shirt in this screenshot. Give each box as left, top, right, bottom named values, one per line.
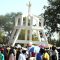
left=50, top=45, right=58, bottom=60
left=18, top=47, right=27, bottom=60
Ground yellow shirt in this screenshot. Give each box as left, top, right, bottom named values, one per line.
left=43, top=52, right=50, bottom=60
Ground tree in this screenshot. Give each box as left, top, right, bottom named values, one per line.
left=44, top=0, right=60, bottom=32
left=0, top=32, right=3, bottom=43
left=0, top=12, right=22, bottom=36
left=44, top=0, right=60, bottom=46
left=0, top=12, right=22, bottom=44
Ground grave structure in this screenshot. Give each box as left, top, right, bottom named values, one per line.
left=9, top=1, right=48, bottom=46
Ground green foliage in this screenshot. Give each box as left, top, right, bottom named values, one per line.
left=44, top=0, right=60, bottom=32
left=56, top=39, right=60, bottom=47
left=44, top=0, right=60, bottom=46
left=0, top=12, right=22, bottom=44
left=0, top=12, right=22, bottom=36
left=48, top=38, right=56, bottom=45
left=0, top=32, right=8, bottom=44
left=0, top=32, right=3, bottom=43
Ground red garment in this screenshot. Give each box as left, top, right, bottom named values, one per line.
left=31, top=52, right=36, bottom=57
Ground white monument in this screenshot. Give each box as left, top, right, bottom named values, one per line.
left=9, top=1, right=48, bottom=46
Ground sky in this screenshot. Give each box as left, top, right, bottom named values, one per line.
left=0, top=0, right=48, bottom=15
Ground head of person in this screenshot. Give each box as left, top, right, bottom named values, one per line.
left=16, top=44, right=22, bottom=51
left=52, top=45, right=56, bottom=51
left=9, top=48, right=14, bottom=56
left=22, top=50, right=26, bottom=54
left=40, top=48, right=44, bottom=54
left=28, top=42, right=33, bottom=47
left=22, top=47, right=27, bottom=54
left=44, top=48, right=48, bottom=53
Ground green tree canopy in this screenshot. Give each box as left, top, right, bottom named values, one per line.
left=0, top=12, right=22, bottom=44
left=44, top=0, right=60, bottom=32
left=44, top=0, right=60, bottom=46
left=0, top=12, right=22, bottom=36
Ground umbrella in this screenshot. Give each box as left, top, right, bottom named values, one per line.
left=34, top=46, right=40, bottom=53
left=39, top=44, right=48, bottom=48
left=29, top=46, right=35, bottom=52
left=29, top=46, right=40, bottom=53
left=39, top=44, right=44, bottom=48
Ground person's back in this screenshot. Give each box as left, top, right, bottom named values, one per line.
left=36, top=48, right=44, bottom=60
left=0, top=53, right=2, bottom=60
left=9, top=53, right=15, bottom=60
left=16, top=48, right=21, bottom=60
left=43, top=52, right=49, bottom=60
left=18, top=49, right=26, bottom=60
left=36, top=53, right=43, bottom=60
left=51, top=50, right=58, bottom=60
left=9, top=49, right=15, bottom=60
left=0, top=51, right=4, bottom=60
left=51, top=46, right=58, bottom=60
left=18, top=53, right=26, bottom=60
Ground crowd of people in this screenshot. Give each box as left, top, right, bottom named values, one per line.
left=0, top=42, right=59, bottom=60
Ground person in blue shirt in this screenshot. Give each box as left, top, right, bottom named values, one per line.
left=0, top=50, right=4, bottom=60
left=36, top=48, right=44, bottom=60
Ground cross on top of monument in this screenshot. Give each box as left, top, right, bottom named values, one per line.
left=27, top=0, right=31, bottom=15
left=27, top=1, right=31, bottom=8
